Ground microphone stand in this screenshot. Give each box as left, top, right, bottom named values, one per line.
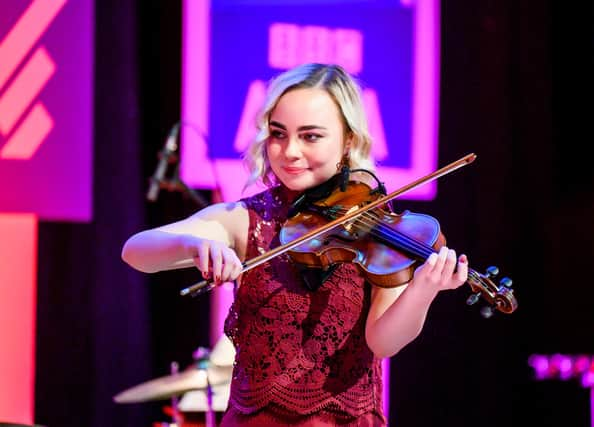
left=170, top=361, right=183, bottom=427
left=193, top=347, right=216, bottom=427
left=168, top=164, right=210, bottom=209
left=146, top=122, right=210, bottom=209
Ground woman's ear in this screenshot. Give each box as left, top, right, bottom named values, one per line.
left=343, top=134, right=353, bottom=155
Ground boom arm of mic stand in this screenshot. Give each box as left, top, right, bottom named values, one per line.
left=167, top=163, right=210, bottom=208
left=175, top=178, right=210, bottom=209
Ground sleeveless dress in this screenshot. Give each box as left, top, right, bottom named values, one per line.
left=221, top=185, right=386, bottom=427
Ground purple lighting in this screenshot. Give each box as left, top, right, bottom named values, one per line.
left=181, top=0, right=441, bottom=201
left=582, top=370, right=594, bottom=388
left=529, top=354, right=594, bottom=427
left=528, top=354, right=550, bottom=380
left=529, top=353, right=594, bottom=386
left=552, top=353, right=574, bottom=380
left=0, top=0, right=94, bottom=221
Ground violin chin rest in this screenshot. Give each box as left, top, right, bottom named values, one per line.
left=297, top=265, right=338, bottom=291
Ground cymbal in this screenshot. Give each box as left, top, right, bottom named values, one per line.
left=113, top=365, right=232, bottom=404
left=209, top=334, right=235, bottom=367
left=178, top=383, right=231, bottom=412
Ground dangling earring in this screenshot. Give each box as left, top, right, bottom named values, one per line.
left=337, top=152, right=350, bottom=191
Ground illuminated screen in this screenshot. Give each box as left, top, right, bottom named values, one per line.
left=181, top=0, right=440, bottom=201
left=209, top=1, right=412, bottom=165
left=0, top=0, right=94, bottom=221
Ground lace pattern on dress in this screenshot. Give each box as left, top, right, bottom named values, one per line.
left=224, top=185, right=384, bottom=420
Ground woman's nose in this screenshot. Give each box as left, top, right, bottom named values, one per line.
left=283, top=136, right=301, bottom=159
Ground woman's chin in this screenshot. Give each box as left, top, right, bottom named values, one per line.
left=278, top=171, right=334, bottom=192
left=280, top=177, right=318, bottom=193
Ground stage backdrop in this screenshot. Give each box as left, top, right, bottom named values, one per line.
left=180, top=0, right=440, bottom=202
left=0, top=0, right=94, bottom=423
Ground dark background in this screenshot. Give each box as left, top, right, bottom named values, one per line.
left=35, top=1, right=594, bottom=426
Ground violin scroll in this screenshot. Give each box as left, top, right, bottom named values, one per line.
left=465, top=265, right=517, bottom=318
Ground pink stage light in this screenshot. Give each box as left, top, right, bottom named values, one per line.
left=528, top=354, right=550, bottom=380
left=582, top=369, right=594, bottom=388
left=529, top=353, right=594, bottom=387
left=529, top=354, right=594, bottom=427
left=552, top=353, right=575, bottom=380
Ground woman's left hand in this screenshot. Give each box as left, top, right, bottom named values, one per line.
left=411, top=246, right=468, bottom=295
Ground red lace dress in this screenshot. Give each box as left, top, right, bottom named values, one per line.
left=221, top=185, right=386, bottom=427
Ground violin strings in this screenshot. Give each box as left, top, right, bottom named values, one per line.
left=318, top=205, right=487, bottom=289
left=357, top=212, right=435, bottom=259
left=330, top=206, right=432, bottom=258
left=328, top=206, right=435, bottom=260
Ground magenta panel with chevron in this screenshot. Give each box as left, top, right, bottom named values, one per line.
left=0, top=0, right=94, bottom=221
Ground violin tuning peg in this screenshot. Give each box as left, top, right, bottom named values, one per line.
left=466, top=292, right=481, bottom=306
left=485, top=266, right=499, bottom=278
left=499, top=277, right=513, bottom=288
left=480, top=306, right=495, bottom=319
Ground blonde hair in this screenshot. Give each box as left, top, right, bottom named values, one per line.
left=243, top=63, right=375, bottom=189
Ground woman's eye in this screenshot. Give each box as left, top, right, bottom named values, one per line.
left=269, top=129, right=285, bottom=139
left=302, top=133, right=322, bottom=142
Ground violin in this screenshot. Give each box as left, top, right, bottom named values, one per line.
left=181, top=153, right=518, bottom=318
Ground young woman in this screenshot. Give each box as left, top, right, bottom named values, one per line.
left=122, top=63, right=468, bottom=426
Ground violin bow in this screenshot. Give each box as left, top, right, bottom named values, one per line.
left=180, top=153, right=478, bottom=298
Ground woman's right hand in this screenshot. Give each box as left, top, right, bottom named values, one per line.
left=180, top=235, right=244, bottom=284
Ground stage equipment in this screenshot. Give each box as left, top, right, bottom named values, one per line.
left=114, top=335, right=234, bottom=403
left=113, top=363, right=232, bottom=404
left=146, top=121, right=209, bottom=208
left=114, top=335, right=235, bottom=427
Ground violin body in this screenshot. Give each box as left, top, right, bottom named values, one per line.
left=280, top=181, right=447, bottom=288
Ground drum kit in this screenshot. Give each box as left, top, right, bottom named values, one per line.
left=113, top=334, right=235, bottom=427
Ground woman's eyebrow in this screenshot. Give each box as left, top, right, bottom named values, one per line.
left=269, top=120, right=286, bottom=129
left=298, top=125, right=327, bottom=131
left=269, top=121, right=326, bottom=131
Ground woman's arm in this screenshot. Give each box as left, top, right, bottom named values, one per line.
left=365, top=247, right=468, bottom=358
left=121, top=201, right=248, bottom=282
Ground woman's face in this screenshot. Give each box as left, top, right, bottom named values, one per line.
left=266, top=87, right=348, bottom=192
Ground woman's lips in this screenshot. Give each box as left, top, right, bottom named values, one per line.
left=282, top=166, right=308, bottom=175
